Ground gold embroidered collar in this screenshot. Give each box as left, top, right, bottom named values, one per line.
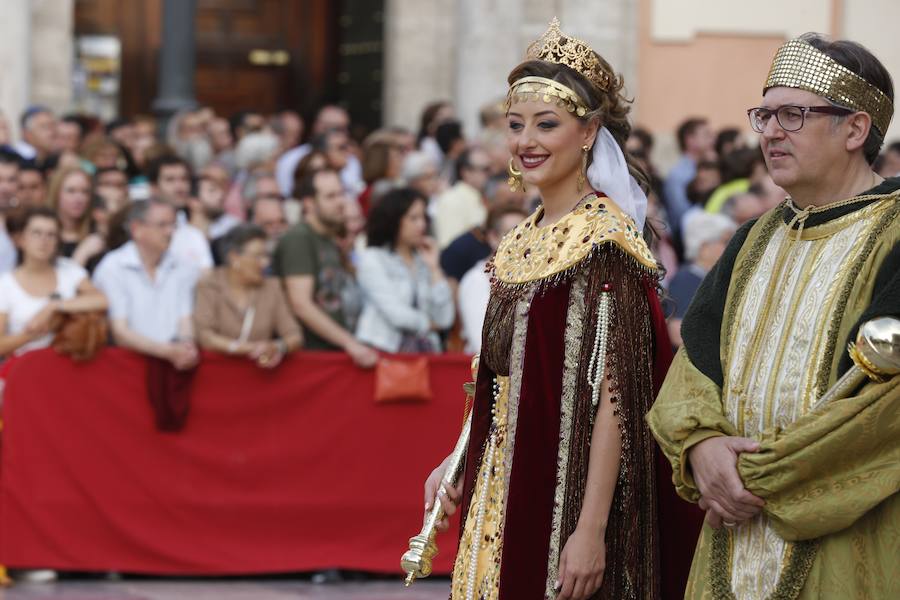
left=783, top=191, right=899, bottom=240
left=493, top=194, right=657, bottom=285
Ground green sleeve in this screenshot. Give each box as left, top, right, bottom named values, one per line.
left=274, top=227, right=316, bottom=278
left=647, top=348, right=738, bottom=502
left=739, top=376, right=900, bottom=541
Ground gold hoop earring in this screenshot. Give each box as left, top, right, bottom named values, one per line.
left=577, top=144, right=589, bottom=193
left=508, top=157, right=525, bottom=192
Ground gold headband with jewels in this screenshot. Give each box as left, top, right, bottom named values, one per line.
left=504, top=76, right=590, bottom=117
left=525, top=17, right=612, bottom=94
left=764, top=38, right=894, bottom=138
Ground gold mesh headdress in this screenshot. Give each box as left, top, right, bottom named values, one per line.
left=765, top=37, right=894, bottom=138
left=525, top=18, right=612, bottom=93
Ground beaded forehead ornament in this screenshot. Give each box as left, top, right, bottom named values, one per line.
left=504, top=18, right=614, bottom=117
left=764, top=38, right=894, bottom=138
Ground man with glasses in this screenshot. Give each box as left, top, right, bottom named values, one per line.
left=649, top=33, right=899, bottom=599
left=93, top=199, right=200, bottom=374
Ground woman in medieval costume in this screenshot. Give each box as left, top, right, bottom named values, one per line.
left=424, top=18, right=694, bottom=600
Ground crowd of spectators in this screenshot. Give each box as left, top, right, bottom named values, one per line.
left=0, top=101, right=899, bottom=377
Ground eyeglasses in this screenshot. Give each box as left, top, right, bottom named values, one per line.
left=25, top=228, right=58, bottom=240
left=747, top=105, right=853, bottom=133
left=141, top=219, right=177, bottom=231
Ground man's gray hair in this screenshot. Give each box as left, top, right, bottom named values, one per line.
left=683, top=212, right=737, bottom=262
left=400, top=151, right=437, bottom=182
left=126, top=197, right=175, bottom=228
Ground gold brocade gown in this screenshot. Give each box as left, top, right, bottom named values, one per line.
left=449, top=195, right=664, bottom=600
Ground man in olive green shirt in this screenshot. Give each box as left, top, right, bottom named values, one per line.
left=274, top=169, right=377, bottom=367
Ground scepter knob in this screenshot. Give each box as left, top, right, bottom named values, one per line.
left=853, top=317, right=900, bottom=380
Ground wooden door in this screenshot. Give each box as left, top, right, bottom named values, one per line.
left=74, top=0, right=338, bottom=120
left=194, top=0, right=338, bottom=118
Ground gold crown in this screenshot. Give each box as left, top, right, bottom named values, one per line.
left=525, top=18, right=612, bottom=93
left=765, top=38, right=894, bottom=138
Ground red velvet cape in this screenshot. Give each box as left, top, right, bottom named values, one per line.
left=458, top=260, right=701, bottom=599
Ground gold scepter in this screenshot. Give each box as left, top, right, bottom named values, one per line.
left=812, top=316, right=900, bottom=410
left=401, top=358, right=478, bottom=587
left=401, top=412, right=471, bottom=586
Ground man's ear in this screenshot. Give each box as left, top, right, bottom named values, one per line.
left=845, top=111, right=872, bottom=154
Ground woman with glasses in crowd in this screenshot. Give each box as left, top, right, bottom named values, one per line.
left=193, top=224, right=301, bottom=369
left=0, top=206, right=107, bottom=358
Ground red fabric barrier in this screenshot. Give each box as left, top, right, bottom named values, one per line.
left=0, top=348, right=468, bottom=575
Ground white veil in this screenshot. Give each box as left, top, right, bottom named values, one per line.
left=586, top=127, right=648, bottom=230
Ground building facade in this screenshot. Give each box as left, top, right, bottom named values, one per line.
left=0, top=0, right=897, bottom=158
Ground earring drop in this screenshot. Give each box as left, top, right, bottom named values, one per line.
left=577, top=144, right=589, bottom=192
left=508, top=157, right=525, bottom=192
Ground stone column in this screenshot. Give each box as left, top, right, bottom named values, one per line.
left=383, top=0, right=639, bottom=137
left=453, top=0, right=523, bottom=138
left=0, top=0, right=32, bottom=141
left=30, top=0, right=75, bottom=116
left=152, top=0, right=198, bottom=123
left=382, top=0, right=457, bottom=131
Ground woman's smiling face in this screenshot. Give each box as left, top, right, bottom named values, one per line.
left=506, top=100, right=596, bottom=192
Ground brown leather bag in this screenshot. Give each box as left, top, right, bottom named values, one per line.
left=374, top=356, right=432, bottom=404
left=52, top=311, right=109, bottom=362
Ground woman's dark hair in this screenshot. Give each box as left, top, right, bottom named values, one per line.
left=435, top=120, right=463, bottom=154
left=801, top=33, right=894, bottom=164
left=9, top=205, right=62, bottom=265
left=719, top=147, right=758, bottom=183
left=417, top=101, right=450, bottom=143
left=366, top=187, right=426, bottom=249
left=715, top=128, right=742, bottom=157
left=506, top=59, right=651, bottom=195
left=221, top=224, right=267, bottom=261
left=292, top=150, right=328, bottom=195
left=361, top=136, right=393, bottom=184
left=105, top=204, right=132, bottom=251
left=630, top=127, right=654, bottom=154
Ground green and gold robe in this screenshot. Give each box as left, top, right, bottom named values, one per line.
left=648, top=178, right=900, bottom=600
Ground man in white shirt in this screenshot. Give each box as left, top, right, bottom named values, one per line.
left=458, top=206, right=528, bottom=353
left=93, top=198, right=199, bottom=371
left=275, top=105, right=363, bottom=197
left=433, top=147, right=492, bottom=249
left=146, top=155, right=214, bottom=270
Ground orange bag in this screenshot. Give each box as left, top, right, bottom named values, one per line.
left=52, top=311, right=108, bottom=362
left=374, top=356, right=432, bottom=404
